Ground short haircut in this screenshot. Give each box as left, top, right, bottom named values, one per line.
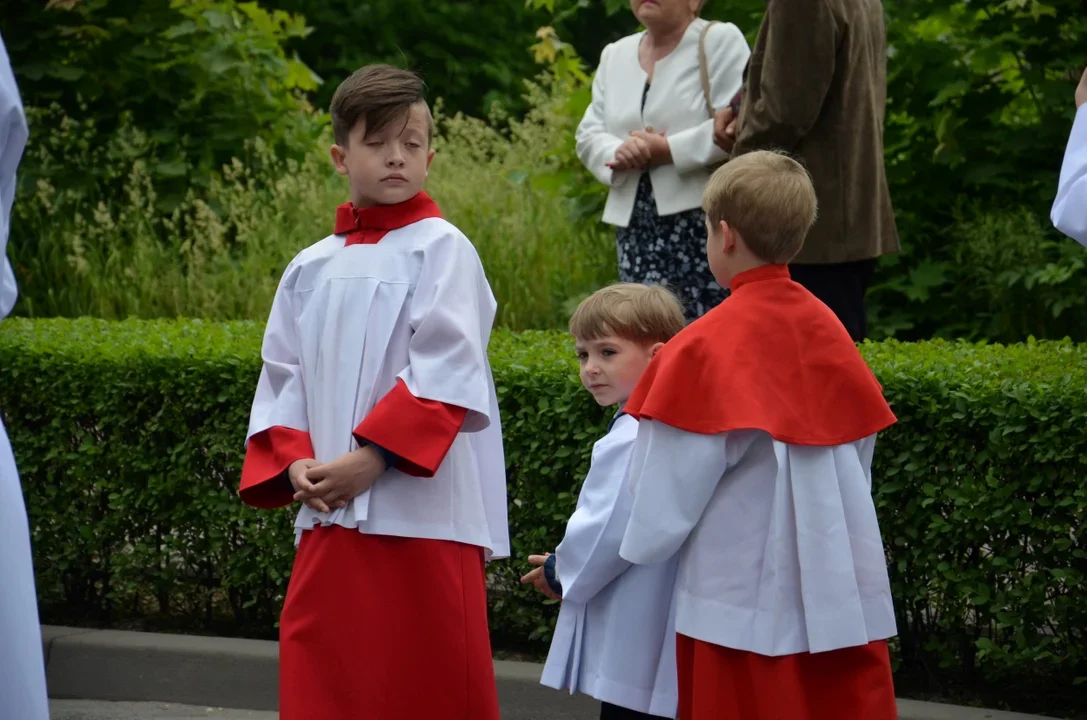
left=329, top=64, right=434, bottom=147
left=702, top=150, right=818, bottom=264
left=569, top=283, right=687, bottom=345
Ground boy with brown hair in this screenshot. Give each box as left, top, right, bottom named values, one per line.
left=618, top=151, right=900, bottom=719
left=238, top=64, right=508, bottom=720
left=522, top=283, right=687, bottom=720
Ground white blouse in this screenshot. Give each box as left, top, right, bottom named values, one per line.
left=1052, top=105, right=1087, bottom=246
left=576, top=18, right=750, bottom=227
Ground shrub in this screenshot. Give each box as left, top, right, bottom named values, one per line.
left=9, top=81, right=615, bottom=329
left=0, top=319, right=1084, bottom=715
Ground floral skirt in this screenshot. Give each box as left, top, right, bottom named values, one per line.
left=616, top=174, right=727, bottom=321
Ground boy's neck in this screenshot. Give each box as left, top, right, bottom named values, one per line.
left=727, top=258, right=770, bottom=284
left=350, top=191, right=420, bottom=209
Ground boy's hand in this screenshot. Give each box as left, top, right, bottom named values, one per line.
left=296, top=447, right=387, bottom=511
left=520, top=554, right=560, bottom=601
left=287, top=459, right=326, bottom=512
left=1077, top=64, right=1087, bottom=109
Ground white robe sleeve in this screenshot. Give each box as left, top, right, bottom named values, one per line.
left=667, top=22, right=750, bottom=174
left=575, top=44, right=630, bottom=189
left=400, top=230, right=497, bottom=432
left=553, top=430, right=637, bottom=605
left=1052, top=105, right=1087, bottom=246
left=246, top=263, right=308, bottom=442
left=619, top=420, right=730, bottom=565
left=0, top=33, right=27, bottom=321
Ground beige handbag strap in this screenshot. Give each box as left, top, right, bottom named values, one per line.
left=698, top=20, right=719, bottom=118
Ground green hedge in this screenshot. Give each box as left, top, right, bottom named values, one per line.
left=0, top=319, right=1084, bottom=715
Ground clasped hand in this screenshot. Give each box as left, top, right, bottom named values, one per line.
left=607, top=129, right=670, bottom=172
left=288, top=446, right=387, bottom=514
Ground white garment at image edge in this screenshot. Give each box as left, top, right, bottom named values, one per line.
left=1052, top=104, right=1087, bottom=246
left=0, top=30, right=50, bottom=720
left=541, top=413, right=680, bottom=718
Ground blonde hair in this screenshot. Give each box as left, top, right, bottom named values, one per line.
left=569, top=283, right=686, bottom=345
left=702, top=150, right=818, bottom=264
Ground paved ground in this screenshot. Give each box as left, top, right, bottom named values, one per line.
left=50, top=698, right=597, bottom=720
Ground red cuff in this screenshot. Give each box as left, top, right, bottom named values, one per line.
left=239, top=426, right=314, bottom=509
left=354, top=379, right=467, bottom=478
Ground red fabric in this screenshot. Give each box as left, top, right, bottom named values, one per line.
left=676, top=634, right=897, bottom=720
left=334, top=191, right=443, bottom=246
left=238, top=426, right=313, bottom=509
left=625, top=264, right=896, bottom=445
left=354, top=378, right=467, bottom=477
left=279, top=527, right=499, bottom=720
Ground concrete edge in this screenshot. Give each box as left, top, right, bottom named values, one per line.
left=41, top=626, right=1050, bottom=720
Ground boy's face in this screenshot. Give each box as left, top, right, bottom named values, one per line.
left=330, top=102, right=435, bottom=207
left=575, top=334, right=663, bottom=408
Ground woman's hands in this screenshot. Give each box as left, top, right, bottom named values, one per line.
left=607, top=130, right=671, bottom=171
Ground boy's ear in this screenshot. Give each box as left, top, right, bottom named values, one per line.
left=425, top=147, right=436, bottom=173
left=720, top=220, right=738, bottom=254
left=330, top=144, right=349, bottom=176
left=649, top=341, right=665, bottom=357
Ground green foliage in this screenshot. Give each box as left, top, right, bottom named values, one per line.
left=8, top=80, right=615, bottom=329
left=2, top=0, right=323, bottom=209
left=1, top=319, right=1085, bottom=715
left=262, top=0, right=549, bottom=117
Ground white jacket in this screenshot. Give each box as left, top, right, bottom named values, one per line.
left=577, top=18, right=750, bottom=227
left=541, top=414, right=680, bottom=718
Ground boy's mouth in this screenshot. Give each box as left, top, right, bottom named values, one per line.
left=381, top=173, right=408, bottom=183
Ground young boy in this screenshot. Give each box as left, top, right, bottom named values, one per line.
left=1052, top=62, right=1087, bottom=246
left=238, top=64, right=509, bottom=720
left=521, top=283, right=687, bottom=720
left=617, top=151, right=900, bottom=719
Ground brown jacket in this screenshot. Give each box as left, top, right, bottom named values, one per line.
left=734, top=0, right=899, bottom=264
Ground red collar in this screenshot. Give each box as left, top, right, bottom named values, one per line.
left=729, top=264, right=790, bottom=293
left=334, top=192, right=443, bottom=246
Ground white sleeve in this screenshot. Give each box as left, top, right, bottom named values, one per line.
left=0, top=34, right=28, bottom=322
left=619, top=420, right=729, bottom=565
left=666, top=22, right=750, bottom=174
left=575, top=44, right=631, bottom=189
left=553, top=432, right=637, bottom=605
left=1052, top=105, right=1087, bottom=246
left=246, top=265, right=308, bottom=442
left=401, top=230, right=497, bottom=432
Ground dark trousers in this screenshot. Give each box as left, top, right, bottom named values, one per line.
left=788, top=259, right=877, bottom=342
left=600, top=701, right=671, bottom=720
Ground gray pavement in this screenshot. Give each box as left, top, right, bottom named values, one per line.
left=41, top=626, right=1049, bottom=720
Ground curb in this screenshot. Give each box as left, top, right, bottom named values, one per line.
left=41, top=625, right=1048, bottom=720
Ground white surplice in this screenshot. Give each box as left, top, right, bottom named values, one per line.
left=619, top=421, right=897, bottom=657
left=541, top=414, right=680, bottom=717
left=1053, top=105, right=1087, bottom=246
left=246, top=218, right=509, bottom=559
left=0, top=32, right=49, bottom=720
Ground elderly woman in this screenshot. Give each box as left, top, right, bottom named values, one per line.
left=577, top=0, right=750, bottom=320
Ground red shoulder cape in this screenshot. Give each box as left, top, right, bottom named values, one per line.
left=625, top=265, right=896, bottom=445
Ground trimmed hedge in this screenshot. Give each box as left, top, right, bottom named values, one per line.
left=0, top=319, right=1085, bottom=714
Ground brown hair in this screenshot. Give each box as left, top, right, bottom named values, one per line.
left=569, top=283, right=687, bottom=345
left=702, top=150, right=817, bottom=264
left=329, top=64, right=433, bottom=147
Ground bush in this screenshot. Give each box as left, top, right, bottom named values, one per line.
left=8, top=80, right=615, bottom=329
left=0, top=319, right=1084, bottom=716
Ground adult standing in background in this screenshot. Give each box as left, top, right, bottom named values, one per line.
left=1051, top=63, right=1087, bottom=246
left=577, top=0, right=750, bottom=321
left=0, top=30, right=49, bottom=720
left=716, top=0, right=899, bottom=341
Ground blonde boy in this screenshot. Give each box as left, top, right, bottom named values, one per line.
left=522, top=283, right=687, bottom=720
left=618, top=151, right=899, bottom=719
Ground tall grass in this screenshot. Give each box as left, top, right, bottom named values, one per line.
left=9, top=85, right=615, bottom=330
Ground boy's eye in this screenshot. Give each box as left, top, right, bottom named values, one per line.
left=576, top=352, right=588, bottom=360
left=406, top=142, right=421, bottom=149
left=601, top=349, right=616, bottom=356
